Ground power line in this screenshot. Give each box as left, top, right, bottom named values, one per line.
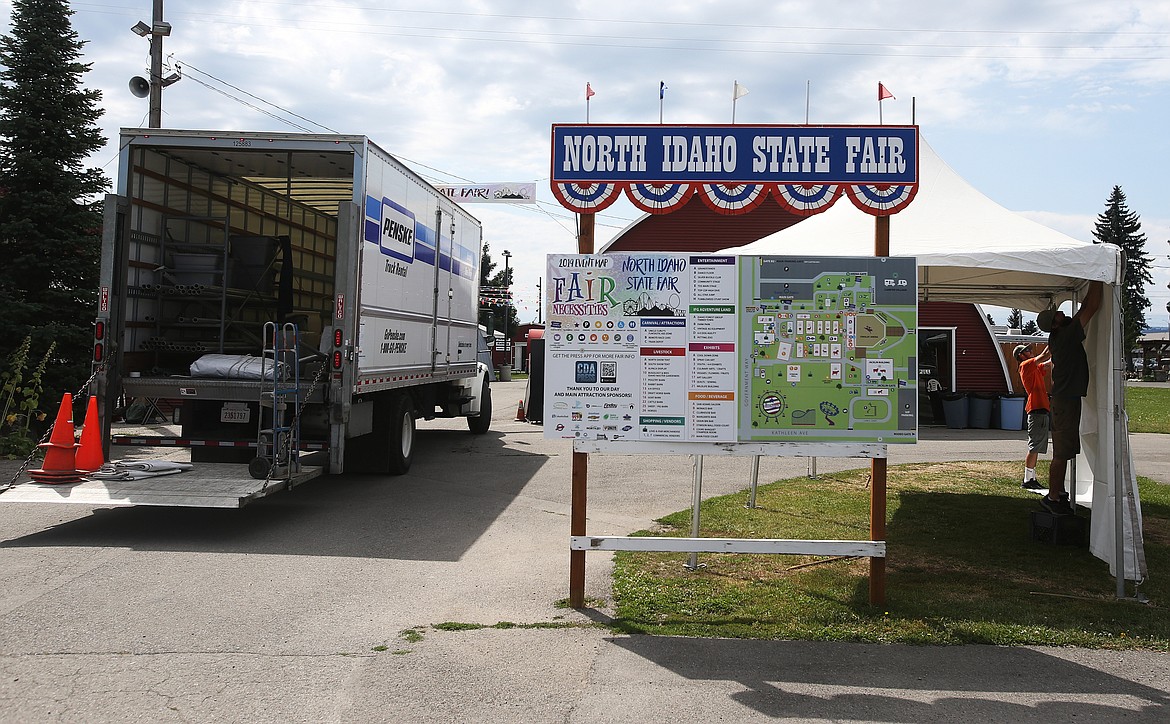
left=173, top=58, right=337, bottom=133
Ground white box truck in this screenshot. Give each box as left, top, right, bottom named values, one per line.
left=4, top=129, right=492, bottom=507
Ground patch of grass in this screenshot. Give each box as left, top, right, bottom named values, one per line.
left=429, top=620, right=605, bottom=633
left=399, top=627, right=425, bottom=643
left=433, top=621, right=486, bottom=631
left=372, top=644, right=388, bottom=652
left=1125, top=386, right=1170, bottom=433
left=611, top=461, right=1170, bottom=650
left=555, top=596, right=607, bottom=609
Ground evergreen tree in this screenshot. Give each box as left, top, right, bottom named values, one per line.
left=1092, top=186, right=1152, bottom=369
left=478, top=243, right=517, bottom=337
left=0, top=0, right=108, bottom=399
left=1006, top=308, right=1024, bottom=330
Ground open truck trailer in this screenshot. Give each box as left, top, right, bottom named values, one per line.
left=2, top=129, right=491, bottom=508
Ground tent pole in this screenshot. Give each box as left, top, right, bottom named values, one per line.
left=871, top=215, right=890, bottom=606
left=1112, top=270, right=1127, bottom=598
left=569, top=212, right=595, bottom=608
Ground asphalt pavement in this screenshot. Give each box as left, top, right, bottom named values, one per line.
left=0, top=379, right=1166, bottom=722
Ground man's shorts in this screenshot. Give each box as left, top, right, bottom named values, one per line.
left=1051, top=395, right=1082, bottom=460
left=1026, top=410, right=1050, bottom=454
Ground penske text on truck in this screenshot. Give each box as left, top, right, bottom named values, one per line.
left=4, top=129, right=492, bottom=508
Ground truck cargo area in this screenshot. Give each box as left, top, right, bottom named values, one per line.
left=111, top=132, right=351, bottom=389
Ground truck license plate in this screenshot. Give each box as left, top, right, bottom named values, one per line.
left=220, top=403, right=251, bottom=424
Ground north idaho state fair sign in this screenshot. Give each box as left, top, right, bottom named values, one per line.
left=549, top=124, right=919, bottom=215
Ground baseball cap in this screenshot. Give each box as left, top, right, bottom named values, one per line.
left=1013, top=344, right=1030, bottom=361
left=1036, top=308, right=1057, bottom=333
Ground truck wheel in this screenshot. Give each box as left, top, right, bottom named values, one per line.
left=467, top=379, right=492, bottom=434
left=387, top=393, right=415, bottom=475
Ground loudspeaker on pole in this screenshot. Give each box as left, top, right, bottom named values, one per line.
left=129, top=76, right=150, bottom=98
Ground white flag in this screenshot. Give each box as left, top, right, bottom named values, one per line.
left=733, top=81, right=749, bottom=100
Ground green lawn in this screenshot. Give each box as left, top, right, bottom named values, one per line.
left=610, top=460, right=1169, bottom=650
left=1126, top=385, right=1170, bottom=433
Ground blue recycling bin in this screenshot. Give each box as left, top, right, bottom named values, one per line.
left=999, top=395, right=1026, bottom=431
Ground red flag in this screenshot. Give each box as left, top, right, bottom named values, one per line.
left=878, top=82, right=895, bottom=101
left=586, top=82, right=595, bottom=100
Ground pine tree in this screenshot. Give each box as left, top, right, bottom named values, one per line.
left=478, top=243, right=517, bottom=337
left=1092, top=186, right=1152, bottom=370
left=0, top=0, right=108, bottom=399
left=1006, top=308, right=1024, bottom=330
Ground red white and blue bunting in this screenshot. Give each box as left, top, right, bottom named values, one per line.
left=697, top=183, right=768, bottom=215
left=550, top=182, right=916, bottom=217
left=550, top=182, right=621, bottom=212
left=845, top=184, right=918, bottom=215
left=625, top=183, right=694, bottom=214
left=772, top=184, right=843, bottom=216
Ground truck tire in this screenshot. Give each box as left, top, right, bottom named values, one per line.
left=344, top=392, right=415, bottom=475
left=467, top=379, right=492, bottom=434
left=386, top=393, right=415, bottom=475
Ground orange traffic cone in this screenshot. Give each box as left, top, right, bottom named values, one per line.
left=515, top=398, right=527, bottom=422
left=29, top=393, right=83, bottom=485
left=46, top=392, right=75, bottom=447
left=75, top=396, right=104, bottom=473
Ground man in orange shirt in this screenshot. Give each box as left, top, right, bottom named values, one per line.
left=1014, top=343, right=1052, bottom=491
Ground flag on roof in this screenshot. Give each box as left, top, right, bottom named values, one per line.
left=878, top=82, right=895, bottom=101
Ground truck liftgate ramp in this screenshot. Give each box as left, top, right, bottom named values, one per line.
left=1, top=462, right=324, bottom=508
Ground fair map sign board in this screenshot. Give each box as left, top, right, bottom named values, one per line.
left=544, top=254, right=918, bottom=445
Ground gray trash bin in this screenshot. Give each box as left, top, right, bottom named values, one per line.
left=968, top=393, right=994, bottom=429
left=941, top=393, right=968, bottom=429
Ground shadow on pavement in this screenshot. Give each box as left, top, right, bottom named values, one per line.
left=0, top=427, right=549, bottom=561
left=607, top=636, right=1170, bottom=721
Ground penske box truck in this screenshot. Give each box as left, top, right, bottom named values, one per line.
left=4, top=129, right=491, bottom=508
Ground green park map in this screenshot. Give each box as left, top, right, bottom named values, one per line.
left=738, top=256, right=919, bottom=443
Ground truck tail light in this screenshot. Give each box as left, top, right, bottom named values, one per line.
left=332, top=351, right=343, bottom=369
left=93, top=320, right=105, bottom=362
left=333, top=329, right=343, bottom=347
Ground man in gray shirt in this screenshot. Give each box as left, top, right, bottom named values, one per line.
left=1034, top=280, right=1103, bottom=516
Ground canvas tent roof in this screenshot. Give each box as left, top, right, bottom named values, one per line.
left=725, top=139, right=1122, bottom=312
left=720, top=139, right=1144, bottom=586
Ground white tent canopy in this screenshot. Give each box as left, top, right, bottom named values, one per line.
left=722, top=139, right=1147, bottom=587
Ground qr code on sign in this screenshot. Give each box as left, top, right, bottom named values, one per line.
left=600, top=361, right=617, bottom=383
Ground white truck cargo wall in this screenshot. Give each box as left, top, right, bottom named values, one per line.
left=356, top=141, right=481, bottom=378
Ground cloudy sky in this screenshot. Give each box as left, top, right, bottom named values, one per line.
left=5, top=1, right=1169, bottom=327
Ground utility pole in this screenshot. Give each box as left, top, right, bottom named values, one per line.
left=502, top=249, right=512, bottom=366
left=148, top=0, right=165, bottom=128
left=130, top=1, right=175, bottom=128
